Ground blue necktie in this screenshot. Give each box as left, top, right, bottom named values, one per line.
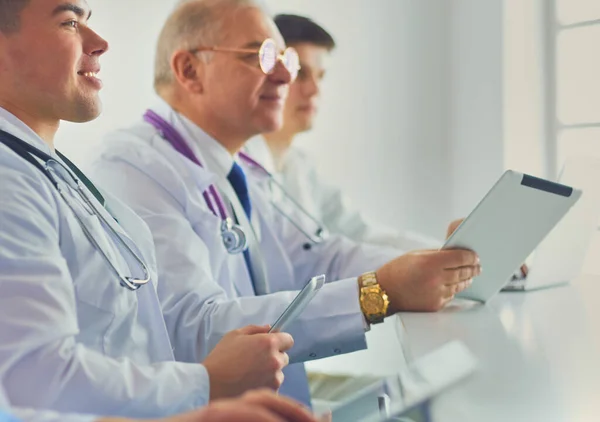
left=227, top=163, right=255, bottom=286
left=228, top=163, right=312, bottom=407
left=228, top=162, right=252, bottom=219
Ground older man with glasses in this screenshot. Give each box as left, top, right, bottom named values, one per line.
left=91, top=0, right=480, bottom=407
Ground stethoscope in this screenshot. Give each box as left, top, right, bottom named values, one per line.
left=0, top=130, right=151, bottom=291
left=143, top=109, right=329, bottom=253
left=143, top=110, right=249, bottom=255
left=236, top=152, right=330, bottom=248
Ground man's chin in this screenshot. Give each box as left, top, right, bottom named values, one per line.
left=67, top=100, right=103, bottom=123
left=256, top=116, right=284, bottom=135
left=295, top=119, right=314, bottom=134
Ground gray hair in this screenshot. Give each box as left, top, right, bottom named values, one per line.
left=0, top=0, right=31, bottom=34
left=154, top=0, right=269, bottom=92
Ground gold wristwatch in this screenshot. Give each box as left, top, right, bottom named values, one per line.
left=358, top=271, right=389, bottom=325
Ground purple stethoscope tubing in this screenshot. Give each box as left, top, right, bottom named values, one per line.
left=143, top=109, right=271, bottom=221
left=143, top=109, right=327, bottom=246
left=143, top=109, right=233, bottom=219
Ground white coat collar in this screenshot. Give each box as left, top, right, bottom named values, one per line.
left=244, top=135, right=277, bottom=175
left=0, top=107, right=90, bottom=193
left=151, top=99, right=236, bottom=179
left=0, top=107, right=55, bottom=156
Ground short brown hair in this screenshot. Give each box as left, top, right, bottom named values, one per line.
left=274, top=14, right=335, bottom=50
left=0, top=0, right=31, bottom=34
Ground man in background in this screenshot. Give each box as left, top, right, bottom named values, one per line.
left=245, top=14, right=440, bottom=251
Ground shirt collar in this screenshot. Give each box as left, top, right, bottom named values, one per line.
left=150, top=99, right=235, bottom=179
left=243, top=135, right=277, bottom=175
left=0, top=106, right=55, bottom=157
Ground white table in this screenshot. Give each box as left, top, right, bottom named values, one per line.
left=306, top=275, right=600, bottom=422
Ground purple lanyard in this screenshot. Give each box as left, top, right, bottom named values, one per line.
left=143, top=109, right=228, bottom=220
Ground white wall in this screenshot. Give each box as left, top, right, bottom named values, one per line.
left=266, top=0, right=455, bottom=238
left=449, top=0, right=505, bottom=218
left=56, top=0, right=506, bottom=240
left=267, top=0, right=506, bottom=236
left=503, top=0, right=547, bottom=179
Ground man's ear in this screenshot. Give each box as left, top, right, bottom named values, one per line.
left=170, top=50, right=205, bottom=94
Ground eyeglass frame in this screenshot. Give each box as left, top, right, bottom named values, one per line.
left=189, top=38, right=300, bottom=82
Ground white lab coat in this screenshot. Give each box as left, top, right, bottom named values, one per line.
left=0, top=109, right=209, bottom=418
left=244, top=136, right=442, bottom=251
left=89, top=101, right=402, bottom=402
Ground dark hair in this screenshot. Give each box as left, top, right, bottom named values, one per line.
left=0, top=0, right=30, bottom=34
left=274, top=14, right=335, bottom=50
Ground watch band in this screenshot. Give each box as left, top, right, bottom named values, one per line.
left=358, top=271, right=379, bottom=288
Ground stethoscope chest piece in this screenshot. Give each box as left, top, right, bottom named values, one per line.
left=221, top=217, right=248, bottom=254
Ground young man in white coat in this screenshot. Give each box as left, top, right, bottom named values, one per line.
left=0, top=0, right=316, bottom=419
left=90, top=0, right=480, bottom=408
left=244, top=15, right=440, bottom=251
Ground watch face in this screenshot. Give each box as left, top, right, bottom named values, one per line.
left=363, top=292, right=385, bottom=314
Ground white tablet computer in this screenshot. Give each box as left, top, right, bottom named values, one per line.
left=269, top=274, right=326, bottom=333
left=443, top=170, right=581, bottom=302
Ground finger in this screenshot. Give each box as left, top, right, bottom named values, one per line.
left=441, top=282, right=456, bottom=299
left=413, top=249, right=445, bottom=254
left=238, top=325, right=271, bottom=335
left=273, top=369, right=285, bottom=389
left=458, top=278, right=473, bottom=292
left=180, top=402, right=286, bottom=422
left=435, top=249, right=479, bottom=269
left=444, top=265, right=481, bottom=285
left=317, top=411, right=333, bottom=422
left=271, top=351, right=289, bottom=373
left=442, top=279, right=472, bottom=298
left=271, top=332, right=295, bottom=352
left=242, top=406, right=287, bottom=422
left=223, top=403, right=287, bottom=422
left=442, top=289, right=454, bottom=300
left=279, top=351, right=290, bottom=368
left=242, top=390, right=317, bottom=422
left=440, top=294, right=455, bottom=308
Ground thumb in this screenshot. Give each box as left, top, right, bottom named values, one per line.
left=447, top=218, right=464, bottom=239
left=238, top=324, right=271, bottom=335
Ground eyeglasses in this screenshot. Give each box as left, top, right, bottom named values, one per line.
left=190, top=38, right=300, bottom=82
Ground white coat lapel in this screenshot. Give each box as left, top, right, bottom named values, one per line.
left=103, top=191, right=175, bottom=362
